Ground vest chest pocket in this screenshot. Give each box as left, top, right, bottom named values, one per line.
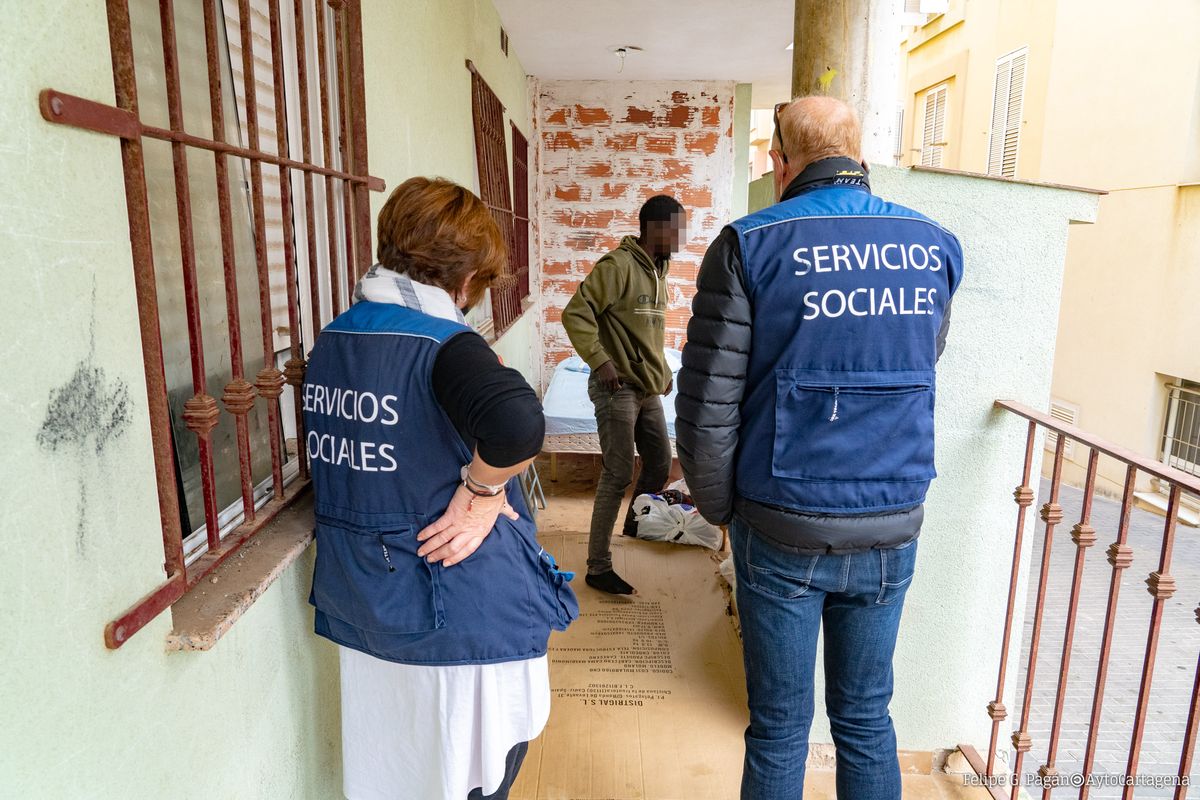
left=772, top=370, right=937, bottom=483
left=312, top=521, right=445, bottom=634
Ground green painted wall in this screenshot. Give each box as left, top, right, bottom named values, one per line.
left=0, top=1, right=532, bottom=797
left=748, top=172, right=776, bottom=213
left=362, top=0, right=538, bottom=386
left=492, top=310, right=539, bottom=386
left=731, top=83, right=753, bottom=220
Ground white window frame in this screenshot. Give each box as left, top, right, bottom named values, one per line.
left=988, top=46, right=1028, bottom=178
left=918, top=83, right=949, bottom=168
left=1161, top=381, right=1200, bottom=478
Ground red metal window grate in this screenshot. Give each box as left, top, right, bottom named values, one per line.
left=466, top=60, right=526, bottom=337
left=40, top=0, right=383, bottom=649
left=511, top=123, right=532, bottom=303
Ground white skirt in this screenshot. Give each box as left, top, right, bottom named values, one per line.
left=339, top=646, right=550, bottom=800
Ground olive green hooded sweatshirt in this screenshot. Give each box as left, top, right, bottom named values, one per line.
left=562, top=235, right=671, bottom=394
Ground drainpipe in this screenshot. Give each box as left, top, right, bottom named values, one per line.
left=791, top=0, right=903, bottom=166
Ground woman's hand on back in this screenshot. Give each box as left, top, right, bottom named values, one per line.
left=416, top=483, right=519, bottom=566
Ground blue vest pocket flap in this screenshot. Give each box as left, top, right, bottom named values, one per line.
left=312, top=522, right=445, bottom=634
left=537, top=547, right=580, bottom=630
left=772, top=369, right=936, bottom=483
left=503, top=517, right=579, bottom=631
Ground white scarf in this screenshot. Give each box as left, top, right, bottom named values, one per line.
left=353, top=264, right=468, bottom=325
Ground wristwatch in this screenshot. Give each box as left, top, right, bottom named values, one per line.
left=460, top=465, right=505, bottom=497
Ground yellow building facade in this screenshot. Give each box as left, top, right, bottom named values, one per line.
left=899, top=0, right=1200, bottom=512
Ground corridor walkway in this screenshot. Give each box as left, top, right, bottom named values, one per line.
left=512, top=457, right=991, bottom=800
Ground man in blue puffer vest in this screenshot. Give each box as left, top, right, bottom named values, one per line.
left=677, top=96, right=963, bottom=800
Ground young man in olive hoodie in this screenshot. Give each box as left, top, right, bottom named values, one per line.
left=562, top=195, right=687, bottom=595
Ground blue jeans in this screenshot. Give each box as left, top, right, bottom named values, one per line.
left=730, top=517, right=919, bottom=800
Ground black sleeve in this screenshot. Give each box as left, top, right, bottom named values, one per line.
left=432, top=332, right=545, bottom=468
left=675, top=227, right=752, bottom=525
left=936, top=297, right=953, bottom=360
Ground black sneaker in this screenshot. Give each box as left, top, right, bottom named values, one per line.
left=585, top=570, right=637, bottom=595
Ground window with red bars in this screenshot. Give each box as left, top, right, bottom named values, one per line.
left=467, top=61, right=530, bottom=337
left=40, top=0, right=383, bottom=649
left=511, top=123, right=532, bottom=303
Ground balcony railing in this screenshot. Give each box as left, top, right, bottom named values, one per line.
left=959, top=400, right=1200, bottom=800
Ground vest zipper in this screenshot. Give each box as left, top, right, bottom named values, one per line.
left=380, top=538, right=396, bottom=573
left=829, top=387, right=840, bottom=422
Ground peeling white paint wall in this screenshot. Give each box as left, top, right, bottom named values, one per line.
left=532, top=79, right=737, bottom=390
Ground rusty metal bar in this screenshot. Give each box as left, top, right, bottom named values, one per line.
left=202, top=0, right=256, bottom=522
left=39, top=89, right=139, bottom=138
left=292, top=0, right=322, bottom=332
left=467, top=62, right=519, bottom=333
left=1122, top=484, right=1182, bottom=799
left=267, top=0, right=309, bottom=480
left=100, top=0, right=186, bottom=648
left=102, top=0, right=187, bottom=592
left=960, top=744, right=1012, bottom=800
left=106, top=479, right=309, bottom=648
left=159, top=0, right=222, bottom=550
left=70, top=0, right=377, bottom=649
left=236, top=0, right=287, bottom=499
left=1040, top=448, right=1100, bottom=798
left=1078, top=464, right=1138, bottom=799
left=512, top=122, right=531, bottom=302
left=995, top=400, right=1200, bottom=495
left=39, top=89, right=383, bottom=190
left=987, top=419, right=1037, bottom=776
left=105, top=571, right=186, bottom=649
left=332, top=3, right=357, bottom=291
left=1177, top=626, right=1200, bottom=800
left=139, top=121, right=383, bottom=187
left=314, top=0, right=342, bottom=316
left=344, top=0, right=373, bottom=275
left=1011, top=433, right=1067, bottom=789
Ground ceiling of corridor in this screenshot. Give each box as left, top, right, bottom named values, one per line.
left=492, top=0, right=795, bottom=108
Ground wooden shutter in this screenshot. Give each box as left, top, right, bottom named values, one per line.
left=919, top=84, right=947, bottom=167
left=988, top=48, right=1027, bottom=178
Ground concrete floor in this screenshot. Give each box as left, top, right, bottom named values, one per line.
left=525, top=454, right=993, bottom=800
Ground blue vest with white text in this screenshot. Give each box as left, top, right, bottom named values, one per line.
left=730, top=184, right=963, bottom=514
left=303, top=301, right=577, bottom=665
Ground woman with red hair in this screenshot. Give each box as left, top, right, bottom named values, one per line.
left=304, top=177, right=577, bottom=800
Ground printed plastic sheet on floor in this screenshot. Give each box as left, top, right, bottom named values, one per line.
left=511, top=532, right=748, bottom=800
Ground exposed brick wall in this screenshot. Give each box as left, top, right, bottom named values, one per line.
left=532, top=80, right=736, bottom=390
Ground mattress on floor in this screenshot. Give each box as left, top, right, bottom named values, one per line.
left=543, top=350, right=681, bottom=439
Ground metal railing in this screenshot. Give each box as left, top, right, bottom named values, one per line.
left=959, top=400, right=1200, bottom=800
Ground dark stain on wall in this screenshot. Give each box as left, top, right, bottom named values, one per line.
left=37, top=361, right=132, bottom=456
left=37, top=287, right=134, bottom=550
